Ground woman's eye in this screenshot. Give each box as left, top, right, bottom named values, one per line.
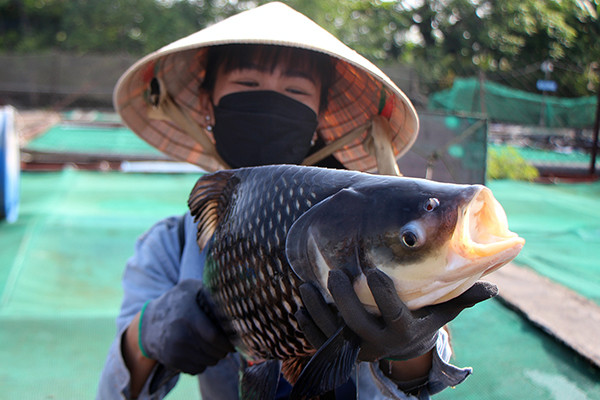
left=286, top=87, right=309, bottom=95
left=235, top=80, right=259, bottom=87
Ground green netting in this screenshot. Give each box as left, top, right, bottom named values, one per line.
left=440, top=299, right=600, bottom=399
left=1, top=170, right=599, bottom=398
left=24, top=124, right=164, bottom=157
left=429, top=77, right=597, bottom=128
left=0, top=170, right=201, bottom=398
left=488, top=179, right=600, bottom=305
left=0, top=316, right=200, bottom=399
left=0, top=170, right=199, bottom=317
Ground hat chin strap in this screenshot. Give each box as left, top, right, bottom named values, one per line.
left=146, top=77, right=231, bottom=169
left=364, top=115, right=402, bottom=176
left=301, top=116, right=401, bottom=176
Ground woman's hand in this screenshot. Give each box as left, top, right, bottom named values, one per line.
left=296, top=269, right=497, bottom=365
left=123, top=279, right=234, bottom=396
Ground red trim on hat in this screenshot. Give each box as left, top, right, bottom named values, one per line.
left=142, top=60, right=157, bottom=84
left=379, top=94, right=395, bottom=119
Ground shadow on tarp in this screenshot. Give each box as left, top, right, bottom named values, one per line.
left=0, top=170, right=599, bottom=398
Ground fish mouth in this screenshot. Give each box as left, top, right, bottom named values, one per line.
left=398, top=186, right=525, bottom=309
left=450, top=186, right=525, bottom=277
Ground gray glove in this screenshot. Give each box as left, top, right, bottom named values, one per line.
left=296, top=269, right=498, bottom=362
left=140, top=279, right=234, bottom=374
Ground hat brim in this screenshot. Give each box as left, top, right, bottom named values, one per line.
left=114, top=2, right=418, bottom=172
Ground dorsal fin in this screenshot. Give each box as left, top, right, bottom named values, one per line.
left=188, top=170, right=239, bottom=250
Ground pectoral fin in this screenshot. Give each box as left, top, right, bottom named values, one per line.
left=289, top=325, right=360, bottom=400
left=285, top=188, right=367, bottom=286
left=240, top=359, right=282, bottom=400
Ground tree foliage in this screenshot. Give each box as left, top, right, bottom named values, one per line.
left=398, top=0, right=600, bottom=97
left=487, top=146, right=539, bottom=181
left=1, top=0, right=599, bottom=97
left=0, top=0, right=214, bottom=54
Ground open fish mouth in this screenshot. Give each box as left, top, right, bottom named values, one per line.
left=451, top=186, right=525, bottom=276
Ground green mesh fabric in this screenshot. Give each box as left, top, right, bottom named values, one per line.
left=429, top=77, right=597, bottom=128
left=488, top=179, right=600, bottom=306
left=1, top=170, right=599, bottom=398
left=24, top=124, right=165, bottom=157
left=0, top=170, right=200, bottom=398
left=440, top=299, right=600, bottom=400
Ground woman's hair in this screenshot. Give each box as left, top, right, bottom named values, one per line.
left=201, top=44, right=336, bottom=112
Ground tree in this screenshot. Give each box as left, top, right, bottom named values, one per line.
left=1, top=0, right=598, bottom=97
left=280, top=0, right=600, bottom=97
left=390, top=0, right=600, bottom=97
left=0, top=0, right=213, bottom=54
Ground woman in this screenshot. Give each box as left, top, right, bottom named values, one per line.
left=97, top=3, right=495, bottom=399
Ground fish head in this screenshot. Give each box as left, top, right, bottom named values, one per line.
left=286, top=177, right=524, bottom=311
left=357, top=181, right=524, bottom=310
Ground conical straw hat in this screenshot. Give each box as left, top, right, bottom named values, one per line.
left=114, top=1, right=418, bottom=172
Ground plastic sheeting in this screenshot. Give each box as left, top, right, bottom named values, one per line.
left=24, top=123, right=165, bottom=158
left=0, top=170, right=200, bottom=398
left=429, top=77, right=597, bottom=128
left=489, top=179, right=600, bottom=305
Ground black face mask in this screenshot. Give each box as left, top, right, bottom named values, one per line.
left=213, top=91, right=318, bottom=168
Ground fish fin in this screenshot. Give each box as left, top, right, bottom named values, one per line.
left=281, top=354, right=313, bottom=385
left=286, top=188, right=366, bottom=284
left=289, top=325, right=360, bottom=400
left=239, top=359, right=281, bottom=400
left=188, top=170, right=240, bottom=249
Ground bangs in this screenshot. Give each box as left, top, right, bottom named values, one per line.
left=218, top=45, right=327, bottom=76
left=202, top=44, right=336, bottom=111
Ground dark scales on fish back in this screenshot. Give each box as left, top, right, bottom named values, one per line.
left=188, top=165, right=366, bottom=399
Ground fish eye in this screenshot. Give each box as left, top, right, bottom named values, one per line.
left=401, top=231, right=419, bottom=248
left=423, top=198, right=440, bottom=212
left=399, top=222, right=424, bottom=249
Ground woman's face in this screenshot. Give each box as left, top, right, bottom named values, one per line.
left=211, top=63, right=322, bottom=114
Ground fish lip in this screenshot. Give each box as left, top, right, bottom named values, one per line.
left=450, top=186, right=525, bottom=276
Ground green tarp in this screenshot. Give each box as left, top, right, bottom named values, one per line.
left=25, top=124, right=164, bottom=158
left=489, top=179, right=600, bottom=306
left=429, top=77, right=597, bottom=128
left=1, top=170, right=599, bottom=398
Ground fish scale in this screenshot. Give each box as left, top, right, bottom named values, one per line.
left=200, top=171, right=329, bottom=363
left=208, top=240, right=309, bottom=360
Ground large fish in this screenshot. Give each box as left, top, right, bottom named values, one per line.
left=188, top=165, right=524, bottom=400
